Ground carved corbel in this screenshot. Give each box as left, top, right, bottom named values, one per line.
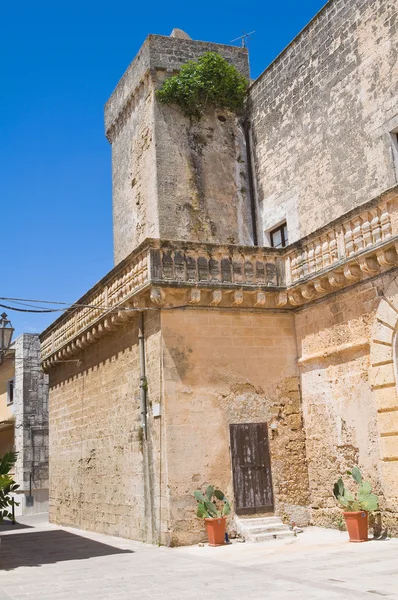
left=86, top=331, right=96, bottom=344
left=328, top=272, right=345, bottom=288
left=150, top=287, right=165, bottom=306
left=276, top=291, right=288, bottom=307
left=103, top=318, right=117, bottom=332
left=358, top=256, right=379, bottom=274
left=188, top=289, right=201, bottom=304
left=115, top=309, right=130, bottom=323
left=96, top=324, right=105, bottom=338
left=211, top=290, right=222, bottom=306
left=376, top=247, right=397, bottom=267
left=254, top=291, right=267, bottom=307
left=288, top=291, right=304, bottom=306
left=80, top=334, right=89, bottom=348
left=343, top=263, right=361, bottom=281
left=231, top=290, right=243, bottom=306
left=301, top=284, right=315, bottom=301
left=91, top=326, right=102, bottom=340
left=313, top=278, right=329, bottom=294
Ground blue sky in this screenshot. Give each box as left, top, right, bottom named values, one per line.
left=1, top=0, right=326, bottom=338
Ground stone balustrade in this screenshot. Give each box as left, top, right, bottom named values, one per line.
left=285, top=193, right=397, bottom=285
left=40, top=241, right=284, bottom=363
left=41, top=188, right=398, bottom=366
left=41, top=245, right=151, bottom=361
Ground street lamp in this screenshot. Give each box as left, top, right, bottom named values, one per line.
left=0, top=312, right=14, bottom=364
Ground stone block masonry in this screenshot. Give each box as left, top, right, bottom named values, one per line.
left=295, top=272, right=398, bottom=534
left=46, top=307, right=310, bottom=545
left=14, top=334, right=49, bottom=514
left=48, top=312, right=164, bottom=542
left=161, top=308, right=310, bottom=545
left=249, top=0, right=398, bottom=245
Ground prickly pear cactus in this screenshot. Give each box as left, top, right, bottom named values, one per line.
left=333, top=468, right=379, bottom=512
left=194, top=486, right=231, bottom=519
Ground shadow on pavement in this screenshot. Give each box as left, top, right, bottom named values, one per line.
left=0, top=529, right=133, bottom=570
left=0, top=520, right=33, bottom=532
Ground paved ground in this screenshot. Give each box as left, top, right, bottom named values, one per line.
left=0, top=514, right=397, bottom=599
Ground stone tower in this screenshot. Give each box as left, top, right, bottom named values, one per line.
left=105, top=34, right=253, bottom=265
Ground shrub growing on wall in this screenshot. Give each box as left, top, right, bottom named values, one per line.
left=156, top=52, right=249, bottom=120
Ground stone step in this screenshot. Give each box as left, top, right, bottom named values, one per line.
left=239, top=524, right=290, bottom=535
left=235, top=515, right=294, bottom=543
left=236, top=516, right=282, bottom=528
left=250, top=530, right=296, bottom=543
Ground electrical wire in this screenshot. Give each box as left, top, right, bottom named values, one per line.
left=7, top=299, right=61, bottom=310
left=0, top=296, right=145, bottom=313
left=0, top=296, right=192, bottom=314
left=0, top=296, right=78, bottom=306
left=0, top=303, right=61, bottom=313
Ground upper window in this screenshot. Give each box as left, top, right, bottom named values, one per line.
left=7, top=378, right=14, bottom=405
left=270, top=222, right=288, bottom=248
left=390, top=130, right=398, bottom=180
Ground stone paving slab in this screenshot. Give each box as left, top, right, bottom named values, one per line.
left=0, top=514, right=397, bottom=599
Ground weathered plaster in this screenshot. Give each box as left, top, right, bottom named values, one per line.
left=161, top=308, right=310, bottom=545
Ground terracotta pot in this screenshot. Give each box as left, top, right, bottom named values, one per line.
left=204, top=516, right=226, bottom=546
left=343, top=511, right=369, bottom=542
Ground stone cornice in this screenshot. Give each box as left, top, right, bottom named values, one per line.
left=41, top=188, right=398, bottom=369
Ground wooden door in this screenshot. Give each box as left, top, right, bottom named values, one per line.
left=230, top=422, right=274, bottom=515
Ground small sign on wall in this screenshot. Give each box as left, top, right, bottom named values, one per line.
left=152, top=403, right=161, bottom=418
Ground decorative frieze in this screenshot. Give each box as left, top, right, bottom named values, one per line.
left=149, top=246, right=284, bottom=287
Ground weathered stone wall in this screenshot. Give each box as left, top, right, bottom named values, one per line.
left=155, top=104, right=253, bottom=246
left=110, top=79, right=158, bottom=266
left=105, top=35, right=252, bottom=264
left=48, top=311, right=167, bottom=543
left=295, top=272, right=398, bottom=535
left=249, top=0, right=398, bottom=245
left=160, top=307, right=310, bottom=546
left=14, top=335, right=49, bottom=496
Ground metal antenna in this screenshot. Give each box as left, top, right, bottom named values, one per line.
left=230, top=30, right=256, bottom=48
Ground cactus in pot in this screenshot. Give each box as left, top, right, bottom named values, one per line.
left=194, top=485, right=230, bottom=546
left=333, top=467, right=379, bottom=542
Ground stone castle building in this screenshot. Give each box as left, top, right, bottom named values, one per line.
left=41, top=0, right=398, bottom=544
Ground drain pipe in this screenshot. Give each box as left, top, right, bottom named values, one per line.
left=243, top=118, right=258, bottom=246
left=138, top=311, right=147, bottom=439
left=137, top=310, right=156, bottom=542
